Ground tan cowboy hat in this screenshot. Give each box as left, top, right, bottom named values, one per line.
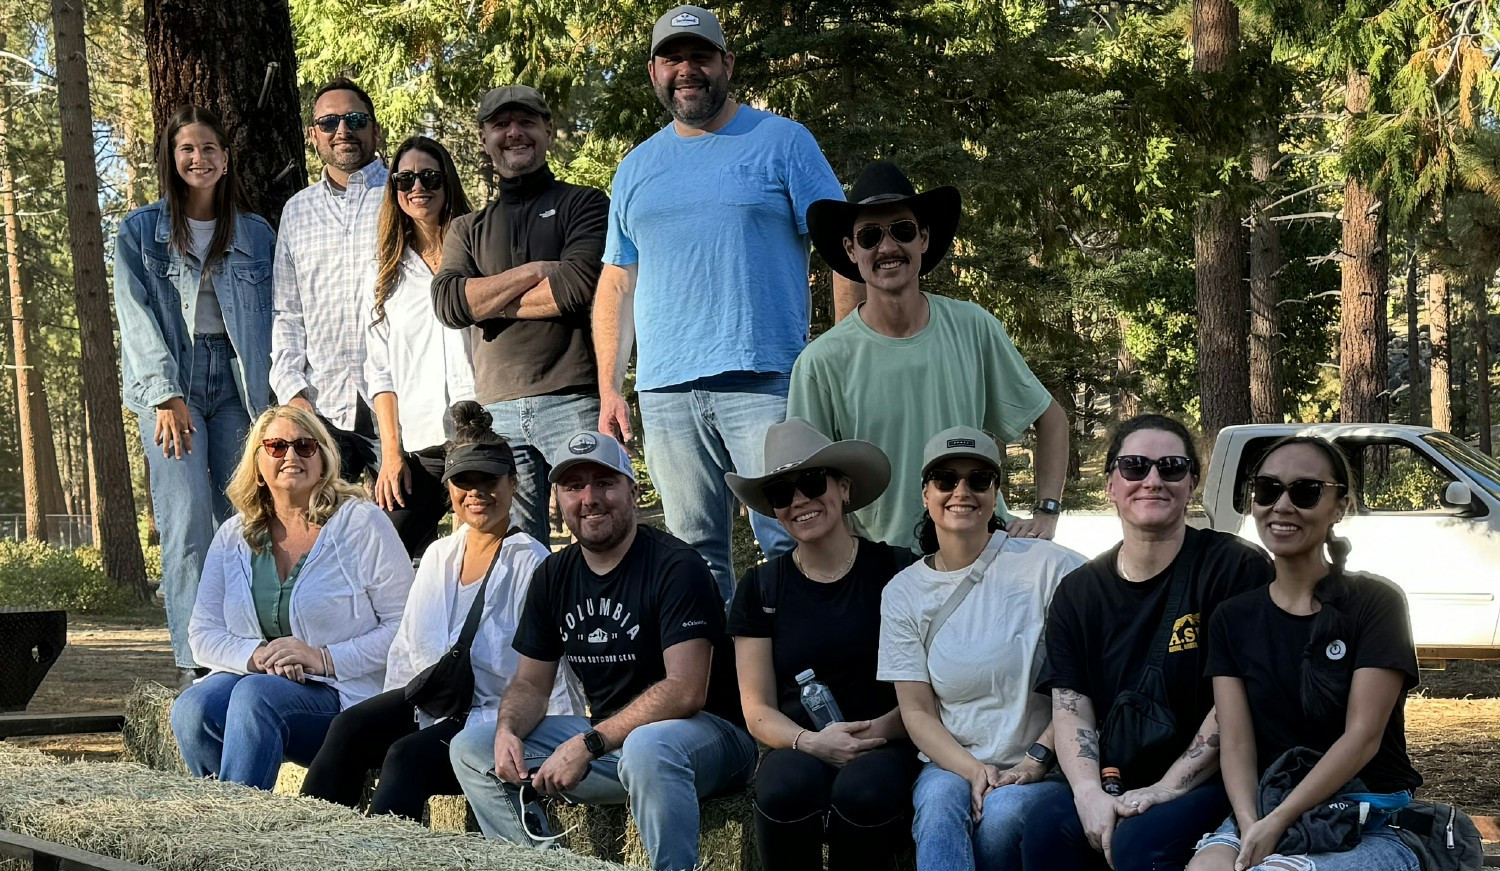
left=726, top=418, right=891, bottom=518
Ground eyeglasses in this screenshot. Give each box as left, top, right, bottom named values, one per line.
left=1250, top=476, right=1347, bottom=509
left=761, top=468, right=833, bottom=510
left=1109, top=455, right=1195, bottom=483
left=311, top=111, right=372, bottom=133
left=924, top=468, right=999, bottom=493
left=853, top=219, right=920, bottom=250
left=261, top=437, right=320, bottom=459
left=392, top=169, right=445, bottom=192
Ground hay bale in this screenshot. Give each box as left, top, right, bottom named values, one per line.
left=425, top=794, right=476, bottom=833
left=0, top=742, right=626, bottom=870
left=622, top=790, right=758, bottom=871
left=122, top=679, right=186, bottom=774
left=552, top=801, right=630, bottom=862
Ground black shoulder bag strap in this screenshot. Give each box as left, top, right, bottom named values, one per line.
left=1138, top=529, right=1201, bottom=686
left=453, top=543, right=507, bottom=653
left=404, top=540, right=507, bottom=720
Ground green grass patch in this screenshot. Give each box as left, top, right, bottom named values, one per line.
left=0, top=540, right=143, bottom=613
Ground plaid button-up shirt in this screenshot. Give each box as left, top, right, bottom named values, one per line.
left=270, top=158, right=389, bottom=431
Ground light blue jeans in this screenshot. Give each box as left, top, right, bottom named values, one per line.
left=1194, top=816, right=1420, bottom=871
left=637, top=372, right=794, bottom=601
left=450, top=712, right=757, bottom=871
left=137, top=335, right=252, bottom=667
left=484, top=393, right=602, bottom=546
left=170, top=672, right=341, bottom=790
left=912, top=761, right=1071, bottom=871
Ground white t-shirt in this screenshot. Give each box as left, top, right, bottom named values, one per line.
left=448, top=575, right=485, bottom=636
left=187, top=217, right=226, bottom=335
left=878, top=532, right=1086, bottom=767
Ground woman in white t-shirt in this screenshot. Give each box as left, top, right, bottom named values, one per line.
left=301, top=401, right=582, bottom=819
left=879, top=425, right=1085, bottom=871
left=362, top=135, right=476, bottom=557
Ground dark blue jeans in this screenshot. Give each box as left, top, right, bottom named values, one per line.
left=1020, top=779, right=1230, bottom=871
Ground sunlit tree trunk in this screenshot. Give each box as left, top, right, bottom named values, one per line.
left=1248, top=124, right=1283, bottom=423
left=1429, top=270, right=1452, bottom=432
left=1339, top=67, right=1389, bottom=423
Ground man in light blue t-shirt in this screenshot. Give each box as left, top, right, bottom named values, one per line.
left=592, top=4, right=852, bottom=601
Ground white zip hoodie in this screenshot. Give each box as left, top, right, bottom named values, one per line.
left=188, top=498, right=414, bottom=709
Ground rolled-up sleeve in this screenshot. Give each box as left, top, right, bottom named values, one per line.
left=431, top=213, right=479, bottom=329
left=548, top=187, right=610, bottom=318
left=269, top=229, right=311, bottom=403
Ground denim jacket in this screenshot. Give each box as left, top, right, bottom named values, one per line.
left=114, top=199, right=275, bottom=416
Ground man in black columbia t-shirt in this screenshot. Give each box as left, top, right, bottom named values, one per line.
left=449, top=431, right=755, bottom=871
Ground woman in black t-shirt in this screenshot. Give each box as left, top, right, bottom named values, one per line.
left=1190, top=436, right=1421, bottom=871
left=725, top=418, right=921, bottom=871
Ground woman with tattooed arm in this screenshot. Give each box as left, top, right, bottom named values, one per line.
left=1021, top=415, right=1273, bottom=871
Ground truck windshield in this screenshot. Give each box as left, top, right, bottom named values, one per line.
left=1421, top=432, right=1500, bottom=502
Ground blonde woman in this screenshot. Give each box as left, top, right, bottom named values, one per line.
left=170, top=405, right=414, bottom=790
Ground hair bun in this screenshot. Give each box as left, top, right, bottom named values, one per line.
left=448, top=400, right=493, bottom=442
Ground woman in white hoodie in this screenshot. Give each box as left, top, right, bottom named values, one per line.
left=170, top=405, right=413, bottom=790
left=301, top=401, right=582, bottom=819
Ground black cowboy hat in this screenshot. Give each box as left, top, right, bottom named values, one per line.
left=807, top=161, right=961, bottom=284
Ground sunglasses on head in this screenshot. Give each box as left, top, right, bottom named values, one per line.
left=311, top=111, right=372, bottom=133
left=1250, top=476, right=1346, bottom=509
left=924, top=468, right=999, bottom=493
left=262, top=437, right=320, bottom=459
left=761, top=468, right=833, bottom=511
left=392, top=169, right=445, bottom=192
left=854, top=219, right=920, bottom=250
left=1109, top=455, right=1195, bottom=483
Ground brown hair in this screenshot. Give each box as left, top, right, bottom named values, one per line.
left=156, top=106, right=245, bottom=271
left=371, top=136, right=471, bottom=327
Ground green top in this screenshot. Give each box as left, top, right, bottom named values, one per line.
left=250, top=540, right=309, bottom=640
left=788, top=292, right=1053, bottom=551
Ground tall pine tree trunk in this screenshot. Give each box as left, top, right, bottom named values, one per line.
left=144, top=0, right=306, bottom=225
left=1192, top=0, right=1250, bottom=435
left=51, top=0, right=148, bottom=600
left=1339, top=67, right=1388, bottom=423
left=1249, top=124, right=1283, bottom=423
left=1429, top=270, right=1451, bottom=431
left=1475, top=279, right=1492, bottom=454
left=1405, top=243, right=1426, bottom=425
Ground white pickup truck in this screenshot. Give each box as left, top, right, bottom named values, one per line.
left=1050, top=424, right=1500, bottom=660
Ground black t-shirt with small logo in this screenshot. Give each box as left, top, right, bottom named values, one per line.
left=513, top=524, right=726, bottom=722
left=1035, top=526, right=1273, bottom=784
left=1205, top=573, right=1422, bottom=793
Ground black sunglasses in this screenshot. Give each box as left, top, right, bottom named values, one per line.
left=262, top=437, right=319, bottom=459
left=924, top=468, right=999, bottom=493
left=1109, top=455, right=1195, bottom=483
left=391, top=169, right=445, bottom=193
left=854, top=219, right=920, bottom=250
left=762, top=468, right=833, bottom=510
left=1250, top=476, right=1346, bottom=509
left=311, top=111, right=372, bottom=133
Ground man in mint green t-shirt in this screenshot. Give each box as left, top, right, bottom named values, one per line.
left=788, top=162, right=1070, bottom=552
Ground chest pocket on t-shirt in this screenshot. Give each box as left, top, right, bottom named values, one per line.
left=718, top=165, right=782, bottom=207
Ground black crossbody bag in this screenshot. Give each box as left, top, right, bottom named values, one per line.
left=404, top=544, right=504, bottom=721
left=1099, top=531, right=1200, bottom=781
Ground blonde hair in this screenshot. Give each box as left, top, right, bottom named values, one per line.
left=226, top=405, right=367, bottom=551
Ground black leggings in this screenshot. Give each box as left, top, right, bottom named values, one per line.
left=754, top=742, right=923, bottom=871
left=382, top=448, right=449, bottom=558
left=300, top=687, right=463, bottom=820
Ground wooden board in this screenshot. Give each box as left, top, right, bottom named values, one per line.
left=0, top=712, right=124, bottom=740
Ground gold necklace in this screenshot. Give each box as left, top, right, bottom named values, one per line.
left=794, top=538, right=859, bottom=582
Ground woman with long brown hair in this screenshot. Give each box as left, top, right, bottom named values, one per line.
left=114, top=105, right=275, bottom=689
left=361, top=135, right=475, bottom=556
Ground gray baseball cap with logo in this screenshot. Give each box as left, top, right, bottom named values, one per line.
left=921, top=426, right=1003, bottom=475
left=548, top=431, right=637, bottom=484
left=650, top=5, right=727, bottom=56
left=477, top=84, right=551, bottom=125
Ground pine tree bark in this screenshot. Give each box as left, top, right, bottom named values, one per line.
left=1339, top=67, right=1388, bottom=423
left=1430, top=270, right=1451, bottom=431
left=51, top=0, right=148, bottom=599
left=1249, top=124, right=1283, bottom=423
left=1192, top=0, right=1250, bottom=435
left=144, top=0, right=306, bottom=225
left=1405, top=245, right=1426, bottom=425
left=1474, top=279, right=1492, bottom=454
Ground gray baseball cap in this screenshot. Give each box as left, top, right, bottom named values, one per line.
left=548, top=431, right=637, bottom=484
left=650, top=5, right=727, bottom=56
left=477, top=85, right=551, bottom=125
left=921, top=426, right=1003, bottom=475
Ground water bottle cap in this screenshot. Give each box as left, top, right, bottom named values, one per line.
left=1101, top=767, right=1121, bottom=777
left=795, top=669, right=816, bottom=683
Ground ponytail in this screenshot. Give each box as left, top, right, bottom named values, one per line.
left=1326, top=530, right=1351, bottom=576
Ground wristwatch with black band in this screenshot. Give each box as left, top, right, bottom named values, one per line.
left=583, top=729, right=608, bottom=758
left=1034, top=498, right=1062, bottom=516
left=1025, top=741, right=1057, bottom=770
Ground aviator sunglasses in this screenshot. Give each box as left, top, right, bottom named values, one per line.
left=261, top=437, right=320, bottom=459
left=854, top=219, right=920, bottom=250
left=761, top=468, right=834, bottom=510
left=1250, top=476, right=1346, bottom=509
left=1109, top=455, right=1195, bottom=483
left=311, top=111, right=372, bottom=133
left=392, top=169, right=446, bottom=193
left=924, top=468, right=999, bottom=493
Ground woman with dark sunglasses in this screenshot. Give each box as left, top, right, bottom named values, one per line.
left=361, top=135, right=475, bottom=557
left=880, top=425, right=1086, bottom=871
left=1022, top=414, right=1273, bottom=871
left=724, top=418, right=922, bottom=871
left=171, top=405, right=413, bottom=790
left=1188, top=437, right=1422, bottom=871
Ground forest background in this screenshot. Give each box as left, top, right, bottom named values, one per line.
left=1, top=0, right=1498, bottom=597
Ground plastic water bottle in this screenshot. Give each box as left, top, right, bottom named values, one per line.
left=796, top=669, right=844, bottom=729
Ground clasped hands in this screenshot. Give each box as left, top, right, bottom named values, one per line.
left=248, top=637, right=328, bottom=683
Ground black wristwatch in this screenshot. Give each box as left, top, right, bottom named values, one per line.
left=1025, top=742, right=1056, bottom=770
left=583, top=729, right=608, bottom=759
left=1034, top=498, right=1062, bottom=516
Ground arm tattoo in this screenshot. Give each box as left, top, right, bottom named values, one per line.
left=1053, top=688, right=1084, bottom=715
left=1077, top=728, right=1100, bottom=762
left=1182, top=730, right=1221, bottom=761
